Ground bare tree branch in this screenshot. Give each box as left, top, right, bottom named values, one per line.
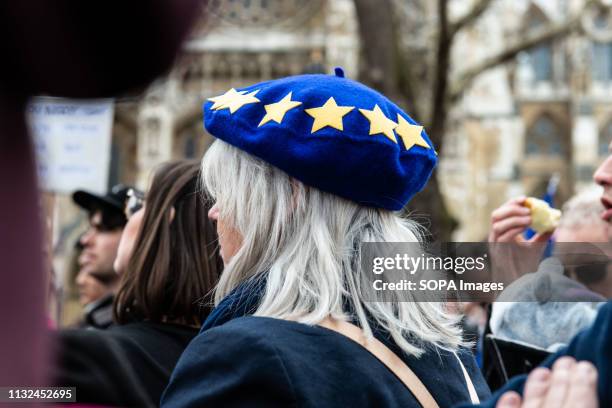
left=395, top=41, right=424, bottom=122
left=449, top=0, right=602, bottom=102
left=428, top=0, right=451, bottom=148
left=449, top=0, right=494, bottom=39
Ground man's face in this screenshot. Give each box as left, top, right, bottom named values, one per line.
left=78, top=211, right=123, bottom=275
left=594, top=141, right=612, bottom=240
left=555, top=225, right=609, bottom=243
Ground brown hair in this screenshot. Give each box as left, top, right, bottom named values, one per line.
left=113, top=160, right=222, bottom=326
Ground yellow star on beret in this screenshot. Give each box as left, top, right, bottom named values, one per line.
left=359, top=104, right=398, bottom=143
left=214, top=89, right=260, bottom=114
left=395, top=114, right=430, bottom=151
left=258, top=92, right=302, bottom=127
left=207, top=88, right=246, bottom=110
left=305, top=97, right=354, bottom=133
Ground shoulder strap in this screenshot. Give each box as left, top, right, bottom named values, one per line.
left=319, top=318, right=440, bottom=408
left=452, top=351, right=480, bottom=404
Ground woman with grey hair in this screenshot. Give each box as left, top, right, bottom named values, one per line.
left=162, top=71, right=490, bottom=407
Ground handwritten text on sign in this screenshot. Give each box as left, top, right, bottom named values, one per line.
left=27, top=98, right=114, bottom=194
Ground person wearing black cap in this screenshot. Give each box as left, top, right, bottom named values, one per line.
left=71, top=184, right=132, bottom=329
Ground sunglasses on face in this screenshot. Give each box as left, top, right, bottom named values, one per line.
left=565, top=261, right=611, bottom=285
left=124, top=188, right=145, bottom=219
left=86, top=210, right=124, bottom=233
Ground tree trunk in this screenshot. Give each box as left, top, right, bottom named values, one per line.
left=406, top=172, right=458, bottom=242
left=352, top=0, right=400, bottom=100
left=353, top=0, right=457, bottom=241
left=409, top=0, right=457, bottom=242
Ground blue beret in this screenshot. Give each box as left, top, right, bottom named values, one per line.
left=203, top=70, right=437, bottom=211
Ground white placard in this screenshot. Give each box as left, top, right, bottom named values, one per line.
left=27, top=97, right=114, bottom=194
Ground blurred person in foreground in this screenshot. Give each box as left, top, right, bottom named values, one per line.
left=162, top=72, right=490, bottom=407
left=489, top=188, right=609, bottom=351
left=464, top=141, right=612, bottom=407
left=50, top=160, right=223, bottom=407
left=495, top=357, right=598, bottom=408
left=0, top=0, right=201, bottom=387
left=71, top=184, right=131, bottom=328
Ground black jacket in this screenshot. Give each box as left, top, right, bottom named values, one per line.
left=52, top=321, right=198, bottom=407
left=161, top=316, right=491, bottom=407
left=79, top=294, right=114, bottom=329
left=469, top=301, right=612, bottom=408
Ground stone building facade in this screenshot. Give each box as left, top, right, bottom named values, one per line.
left=56, top=0, right=612, bottom=264
left=109, top=0, right=359, bottom=188
left=442, top=0, right=612, bottom=240
left=52, top=0, right=359, bottom=292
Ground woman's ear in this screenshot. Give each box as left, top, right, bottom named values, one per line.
left=169, top=206, right=176, bottom=223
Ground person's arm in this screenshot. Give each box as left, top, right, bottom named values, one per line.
left=463, top=301, right=612, bottom=408
left=161, top=324, right=297, bottom=408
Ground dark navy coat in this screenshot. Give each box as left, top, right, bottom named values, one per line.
left=466, top=301, right=612, bottom=408
left=161, top=316, right=490, bottom=407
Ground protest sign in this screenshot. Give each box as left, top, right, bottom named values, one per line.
left=27, top=98, right=114, bottom=194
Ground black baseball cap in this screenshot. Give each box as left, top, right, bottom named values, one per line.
left=73, top=184, right=132, bottom=229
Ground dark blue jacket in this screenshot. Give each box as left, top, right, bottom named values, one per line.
left=161, top=315, right=490, bottom=407
left=465, top=301, right=612, bottom=408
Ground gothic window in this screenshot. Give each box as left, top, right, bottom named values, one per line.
left=525, top=114, right=563, bottom=156
left=180, top=57, right=205, bottom=93
left=530, top=45, right=553, bottom=81
left=145, top=118, right=160, bottom=157
left=594, top=10, right=609, bottom=29
left=175, top=122, right=208, bottom=160
left=593, top=42, right=612, bottom=81
left=600, top=120, right=612, bottom=156
left=525, top=6, right=553, bottom=82
left=587, top=6, right=612, bottom=82
left=207, top=0, right=322, bottom=28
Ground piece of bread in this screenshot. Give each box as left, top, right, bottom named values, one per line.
left=524, top=197, right=562, bottom=233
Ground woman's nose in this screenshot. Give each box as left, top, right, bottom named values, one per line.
left=208, top=204, right=219, bottom=221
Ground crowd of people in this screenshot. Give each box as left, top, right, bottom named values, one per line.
left=0, top=1, right=609, bottom=406
left=50, top=161, right=222, bottom=406
left=35, top=69, right=610, bottom=408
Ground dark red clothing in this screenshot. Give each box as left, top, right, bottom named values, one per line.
left=0, top=0, right=202, bottom=388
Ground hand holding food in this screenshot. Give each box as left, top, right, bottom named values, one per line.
left=523, top=197, right=562, bottom=233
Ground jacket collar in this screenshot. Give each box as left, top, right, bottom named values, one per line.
left=200, top=276, right=266, bottom=333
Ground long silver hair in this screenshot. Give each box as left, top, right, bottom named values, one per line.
left=202, top=140, right=463, bottom=356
